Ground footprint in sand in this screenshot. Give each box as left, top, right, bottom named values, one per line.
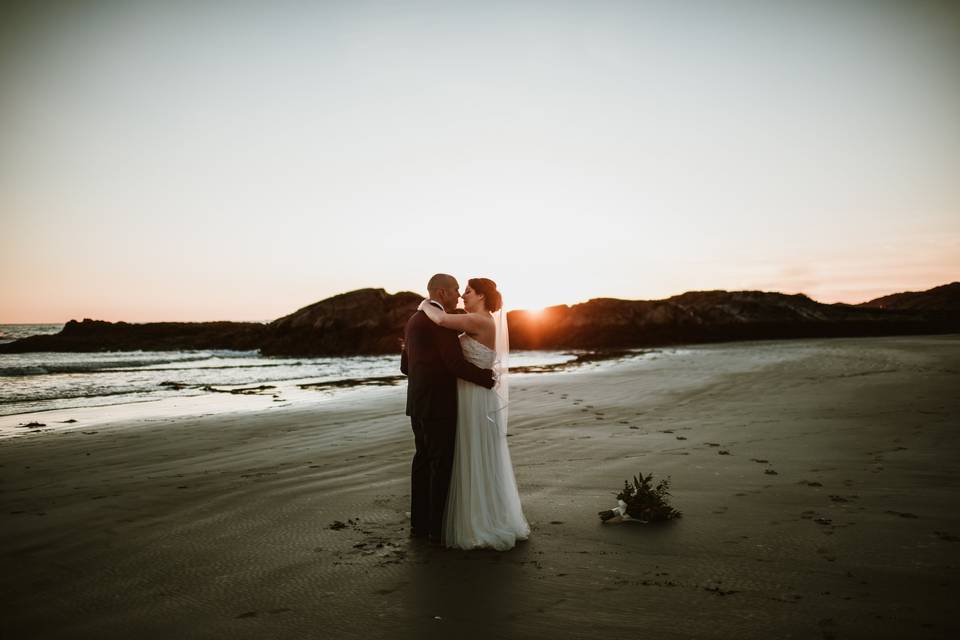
left=816, top=547, right=837, bottom=562
left=718, top=450, right=731, bottom=455
left=329, top=518, right=360, bottom=530
left=676, top=436, right=687, bottom=440
left=934, top=530, right=959, bottom=542
left=236, top=608, right=291, bottom=619
left=764, top=469, right=779, bottom=475
left=705, top=442, right=720, bottom=447
left=750, top=458, right=769, bottom=464
left=703, top=583, right=737, bottom=596
left=885, top=510, right=919, bottom=519
left=799, top=480, right=823, bottom=487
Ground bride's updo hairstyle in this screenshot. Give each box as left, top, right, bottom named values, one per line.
left=468, top=278, right=503, bottom=312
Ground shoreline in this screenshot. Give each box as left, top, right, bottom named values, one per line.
left=0, top=347, right=642, bottom=437
left=1, top=335, right=958, bottom=638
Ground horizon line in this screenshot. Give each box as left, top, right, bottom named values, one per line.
left=3, top=280, right=955, bottom=325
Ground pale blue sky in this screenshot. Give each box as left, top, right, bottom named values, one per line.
left=1, top=1, right=958, bottom=321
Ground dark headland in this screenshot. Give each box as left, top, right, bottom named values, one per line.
left=2, top=282, right=957, bottom=355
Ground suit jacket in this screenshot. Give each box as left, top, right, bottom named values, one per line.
left=401, top=308, right=493, bottom=419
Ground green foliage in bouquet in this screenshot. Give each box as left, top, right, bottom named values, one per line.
left=615, top=471, right=682, bottom=522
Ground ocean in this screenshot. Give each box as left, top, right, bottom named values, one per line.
left=0, top=324, right=577, bottom=420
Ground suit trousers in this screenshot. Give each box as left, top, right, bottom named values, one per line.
left=410, top=415, right=457, bottom=539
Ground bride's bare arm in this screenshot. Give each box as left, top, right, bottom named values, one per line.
left=419, top=300, right=486, bottom=333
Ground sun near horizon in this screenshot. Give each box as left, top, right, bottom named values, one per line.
left=3, top=279, right=958, bottom=326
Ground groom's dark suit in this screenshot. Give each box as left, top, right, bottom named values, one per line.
left=400, top=302, right=494, bottom=541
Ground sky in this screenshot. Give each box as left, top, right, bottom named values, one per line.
left=1, top=0, right=958, bottom=322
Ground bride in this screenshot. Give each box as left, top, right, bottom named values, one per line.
left=417, top=277, right=530, bottom=551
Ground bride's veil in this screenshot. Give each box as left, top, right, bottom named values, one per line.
left=490, top=304, right=510, bottom=435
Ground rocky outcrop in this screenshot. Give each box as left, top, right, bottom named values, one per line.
left=0, top=319, right=266, bottom=353
left=2, top=283, right=957, bottom=355
left=259, top=288, right=422, bottom=356
left=506, top=288, right=960, bottom=350
left=0, top=289, right=423, bottom=356
left=858, top=282, right=960, bottom=312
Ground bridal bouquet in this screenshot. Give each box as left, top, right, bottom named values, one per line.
left=599, top=471, right=682, bottom=523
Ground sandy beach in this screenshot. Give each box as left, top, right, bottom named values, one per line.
left=2, top=335, right=958, bottom=639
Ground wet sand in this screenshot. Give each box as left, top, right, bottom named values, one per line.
left=2, top=335, right=958, bottom=639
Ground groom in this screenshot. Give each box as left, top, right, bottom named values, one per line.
left=400, top=273, right=495, bottom=544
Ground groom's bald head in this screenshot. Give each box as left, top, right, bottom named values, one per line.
left=427, top=273, right=457, bottom=292
left=427, top=273, right=460, bottom=312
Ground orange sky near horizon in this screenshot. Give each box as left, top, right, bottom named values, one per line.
left=2, top=250, right=957, bottom=324
left=2, top=2, right=958, bottom=323
left=3, top=253, right=956, bottom=324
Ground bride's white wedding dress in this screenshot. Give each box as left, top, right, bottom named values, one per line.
left=443, top=334, right=530, bottom=551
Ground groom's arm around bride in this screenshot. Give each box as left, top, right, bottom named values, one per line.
left=401, top=306, right=494, bottom=417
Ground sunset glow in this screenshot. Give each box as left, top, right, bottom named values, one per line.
left=1, top=2, right=957, bottom=322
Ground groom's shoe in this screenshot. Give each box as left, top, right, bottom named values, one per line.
left=409, top=529, right=428, bottom=540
